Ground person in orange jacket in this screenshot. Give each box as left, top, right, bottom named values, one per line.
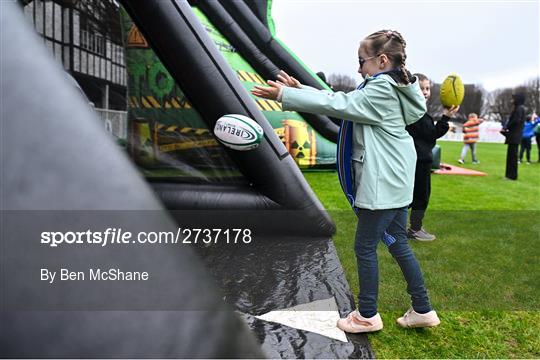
left=458, top=113, right=483, bottom=164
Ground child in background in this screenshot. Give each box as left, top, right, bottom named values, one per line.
left=405, top=73, right=459, bottom=241
left=519, top=115, right=540, bottom=164
left=252, top=30, right=440, bottom=332
left=458, top=113, right=482, bottom=164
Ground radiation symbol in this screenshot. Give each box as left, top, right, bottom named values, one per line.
left=290, top=140, right=311, bottom=159
left=282, top=119, right=317, bottom=166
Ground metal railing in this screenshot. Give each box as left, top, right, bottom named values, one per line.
left=95, top=108, right=127, bottom=140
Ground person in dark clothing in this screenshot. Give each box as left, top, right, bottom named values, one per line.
left=316, top=71, right=334, bottom=90
left=501, top=93, right=526, bottom=180
left=405, top=73, right=459, bottom=241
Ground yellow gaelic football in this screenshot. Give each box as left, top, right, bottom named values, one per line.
left=439, top=74, right=465, bottom=107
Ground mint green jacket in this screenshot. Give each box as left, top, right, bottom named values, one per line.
left=281, top=74, right=426, bottom=210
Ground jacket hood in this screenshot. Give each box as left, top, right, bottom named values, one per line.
left=381, top=70, right=427, bottom=125
left=512, top=93, right=526, bottom=106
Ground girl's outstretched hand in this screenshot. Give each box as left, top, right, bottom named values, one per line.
left=251, top=80, right=282, bottom=100
left=276, top=70, right=301, bottom=88
left=443, top=105, right=460, bottom=117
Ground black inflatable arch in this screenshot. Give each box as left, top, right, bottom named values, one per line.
left=0, top=3, right=263, bottom=357
left=191, top=0, right=339, bottom=142
left=244, top=0, right=271, bottom=29
left=120, top=0, right=335, bottom=237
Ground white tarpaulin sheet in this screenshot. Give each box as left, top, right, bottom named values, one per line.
left=255, top=297, right=348, bottom=343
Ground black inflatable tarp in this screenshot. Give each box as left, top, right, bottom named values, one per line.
left=0, top=3, right=263, bottom=358
left=196, top=236, right=375, bottom=358
left=119, top=2, right=373, bottom=357
left=120, top=0, right=334, bottom=237
left=192, top=0, right=281, bottom=81
left=218, top=0, right=326, bottom=91
left=244, top=0, right=271, bottom=29
left=192, top=0, right=338, bottom=143
left=2, top=1, right=375, bottom=357
left=218, top=0, right=340, bottom=141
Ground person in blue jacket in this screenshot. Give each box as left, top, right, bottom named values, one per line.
left=519, top=115, right=540, bottom=164
left=252, top=30, right=440, bottom=332
left=534, top=113, right=540, bottom=162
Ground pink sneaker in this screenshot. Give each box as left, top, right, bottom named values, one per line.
left=396, top=308, right=440, bottom=328
left=337, top=310, right=383, bottom=333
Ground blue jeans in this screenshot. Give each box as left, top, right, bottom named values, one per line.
left=460, top=143, right=478, bottom=162
left=354, top=207, right=432, bottom=318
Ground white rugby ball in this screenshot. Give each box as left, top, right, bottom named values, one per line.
left=214, top=114, right=264, bottom=151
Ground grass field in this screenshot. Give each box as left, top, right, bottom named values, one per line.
left=304, top=141, right=540, bottom=358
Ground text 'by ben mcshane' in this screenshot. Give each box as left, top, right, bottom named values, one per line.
left=40, top=268, right=149, bottom=283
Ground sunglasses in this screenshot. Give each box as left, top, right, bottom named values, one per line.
left=358, top=54, right=380, bottom=68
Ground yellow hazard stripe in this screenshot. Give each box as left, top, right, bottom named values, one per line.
left=130, top=96, right=140, bottom=108
left=156, top=126, right=210, bottom=136
left=257, top=99, right=273, bottom=111
left=255, top=99, right=282, bottom=112
left=251, top=73, right=265, bottom=85
left=170, top=98, right=181, bottom=108
left=238, top=70, right=249, bottom=82
left=175, top=97, right=191, bottom=109
left=247, top=72, right=260, bottom=84
left=255, top=74, right=265, bottom=84
left=268, top=100, right=282, bottom=111
left=128, top=96, right=191, bottom=109
left=147, top=96, right=161, bottom=108
left=141, top=97, right=152, bottom=108
left=238, top=70, right=266, bottom=85
left=159, top=139, right=218, bottom=152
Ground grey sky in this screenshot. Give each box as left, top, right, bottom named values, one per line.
left=272, top=0, right=539, bottom=91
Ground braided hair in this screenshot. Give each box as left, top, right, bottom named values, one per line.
left=364, top=30, right=410, bottom=84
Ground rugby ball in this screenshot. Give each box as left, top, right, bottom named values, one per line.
left=440, top=74, right=465, bottom=108
left=214, top=114, right=263, bottom=151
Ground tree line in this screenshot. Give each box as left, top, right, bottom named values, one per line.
left=326, top=73, right=540, bottom=123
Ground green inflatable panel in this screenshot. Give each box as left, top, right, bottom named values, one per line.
left=121, top=7, right=336, bottom=181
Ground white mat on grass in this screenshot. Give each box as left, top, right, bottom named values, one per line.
left=254, top=297, right=348, bottom=342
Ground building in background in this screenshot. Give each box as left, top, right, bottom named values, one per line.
left=22, top=0, right=127, bottom=140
